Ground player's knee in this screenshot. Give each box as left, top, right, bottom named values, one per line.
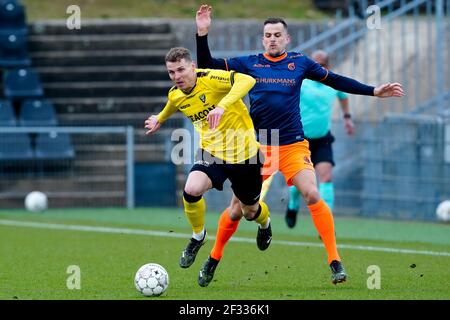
left=303, top=189, right=321, bottom=205
left=319, top=172, right=332, bottom=183
left=183, top=188, right=203, bottom=201
left=242, top=203, right=259, bottom=220
left=229, top=208, right=243, bottom=221
left=230, top=203, right=243, bottom=220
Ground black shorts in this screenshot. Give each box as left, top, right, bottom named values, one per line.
left=306, top=131, right=335, bottom=166
left=190, top=149, right=264, bottom=206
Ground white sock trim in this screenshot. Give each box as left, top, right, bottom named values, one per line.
left=192, top=228, right=206, bottom=241
left=259, top=217, right=270, bottom=229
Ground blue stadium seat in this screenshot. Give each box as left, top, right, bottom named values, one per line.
left=0, top=30, right=31, bottom=67
left=0, top=132, right=34, bottom=175
left=19, top=99, right=58, bottom=127
left=35, top=131, right=75, bottom=162
left=0, top=0, right=27, bottom=31
left=0, top=132, right=33, bottom=159
left=3, top=68, right=44, bottom=101
left=0, top=99, right=17, bottom=126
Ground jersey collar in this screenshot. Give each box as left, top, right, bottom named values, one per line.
left=181, top=83, right=196, bottom=95
left=263, top=52, right=288, bottom=62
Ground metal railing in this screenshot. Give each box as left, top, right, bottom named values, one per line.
left=292, top=0, right=449, bottom=119
left=0, top=126, right=135, bottom=209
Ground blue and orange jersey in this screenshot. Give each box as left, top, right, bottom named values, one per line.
left=224, top=52, right=329, bottom=145
left=196, top=34, right=375, bottom=146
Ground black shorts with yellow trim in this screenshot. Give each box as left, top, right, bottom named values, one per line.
left=190, top=149, right=264, bottom=206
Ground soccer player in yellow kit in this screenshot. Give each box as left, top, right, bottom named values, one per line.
left=145, top=47, right=271, bottom=287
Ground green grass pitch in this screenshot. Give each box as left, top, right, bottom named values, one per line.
left=0, top=208, right=449, bottom=300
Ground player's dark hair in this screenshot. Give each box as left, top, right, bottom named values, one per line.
left=165, top=47, right=192, bottom=63
left=264, top=17, right=288, bottom=30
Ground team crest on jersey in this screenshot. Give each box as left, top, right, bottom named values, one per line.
left=199, top=94, right=206, bottom=103
left=288, top=62, right=295, bottom=70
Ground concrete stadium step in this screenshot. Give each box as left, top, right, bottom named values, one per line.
left=29, top=34, right=177, bottom=52
left=72, top=159, right=126, bottom=175
left=43, top=80, right=172, bottom=98
left=36, top=65, right=169, bottom=82
left=0, top=176, right=125, bottom=192
left=0, top=191, right=126, bottom=209
left=51, top=97, right=168, bottom=114
left=31, top=50, right=167, bottom=67
left=30, top=19, right=172, bottom=36
left=57, top=112, right=184, bottom=127
left=68, top=127, right=174, bottom=144
left=72, top=159, right=126, bottom=176
left=74, top=144, right=168, bottom=162
left=49, top=193, right=126, bottom=208
left=78, top=133, right=173, bottom=146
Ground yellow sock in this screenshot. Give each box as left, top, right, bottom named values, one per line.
left=255, top=201, right=270, bottom=227
left=183, top=196, right=206, bottom=234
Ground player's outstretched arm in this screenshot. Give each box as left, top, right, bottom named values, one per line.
left=196, top=4, right=212, bottom=36
left=144, top=115, right=162, bottom=135
left=306, top=57, right=405, bottom=98
left=146, top=101, right=177, bottom=134
left=195, top=5, right=227, bottom=70
left=321, top=72, right=405, bottom=98
left=373, top=82, right=404, bottom=98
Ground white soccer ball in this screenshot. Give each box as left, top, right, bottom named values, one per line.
left=436, top=200, right=450, bottom=222
left=24, top=191, right=48, bottom=213
left=134, top=263, right=169, bottom=297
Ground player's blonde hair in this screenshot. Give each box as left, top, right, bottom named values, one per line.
left=165, top=47, right=192, bottom=63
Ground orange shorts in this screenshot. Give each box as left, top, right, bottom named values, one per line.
left=260, top=140, right=314, bottom=186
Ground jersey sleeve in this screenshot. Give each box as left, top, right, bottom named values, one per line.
left=322, top=71, right=375, bottom=96
left=224, top=56, right=249, bottom=74
left=196, top=34, right=251, bottom=74
left=196, top=34, right=228, bottom=70
left=156, top=93, right=178, bottom=123
left=303, top=54, right=375, bottom=96
left=304, top=56, right=329, bottom=81
left=217, top=72, right=255, bottom=109
left=207, top=70, right=255, bottom=109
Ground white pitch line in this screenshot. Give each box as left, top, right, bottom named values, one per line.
left=1, top=219, right=449, bottom=257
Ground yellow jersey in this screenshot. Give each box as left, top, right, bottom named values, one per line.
left=157, top=69, right=259, bottom=163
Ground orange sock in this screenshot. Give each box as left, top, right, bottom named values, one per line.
left=308, top=199, right=340, bottom=264
left=210, top=208, right=240, bottom=261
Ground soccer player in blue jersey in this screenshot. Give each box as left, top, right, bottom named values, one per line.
left=263, top=49, right=355, bottom=228
left=194, top=4, right=404, bottom=286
